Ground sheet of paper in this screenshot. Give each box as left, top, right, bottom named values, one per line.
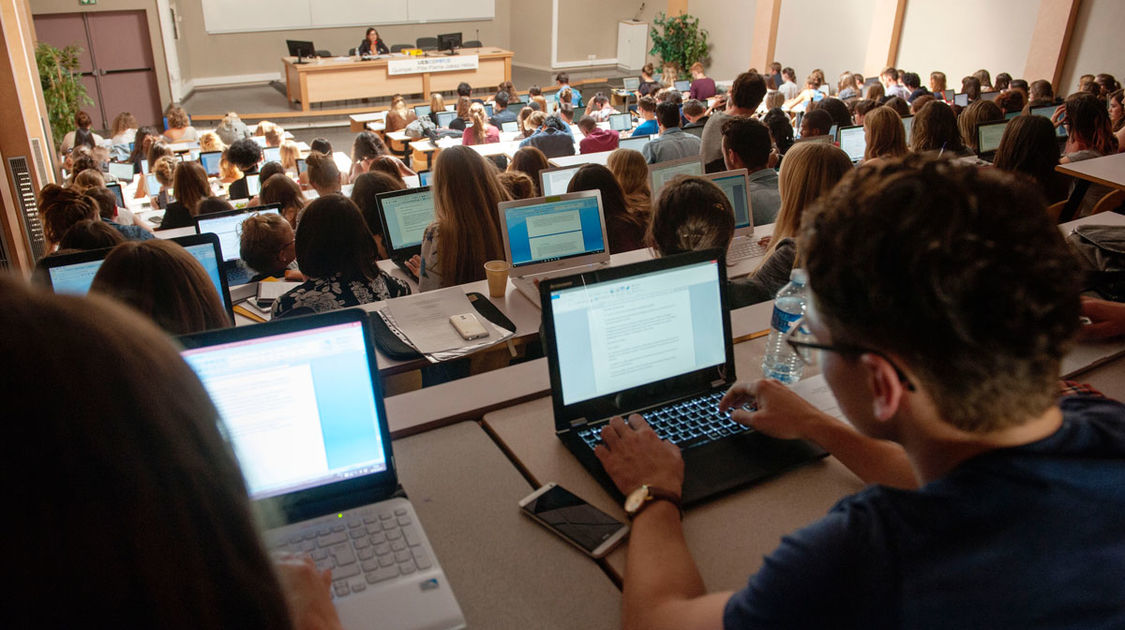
left=384, top=287, right=484, bottom=354
left=1061, top=339, right=1125, bottom=378
left=257, top=280, right=303, bottom=300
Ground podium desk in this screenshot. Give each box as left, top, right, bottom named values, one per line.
left=393, top=421, right=621, bottom=629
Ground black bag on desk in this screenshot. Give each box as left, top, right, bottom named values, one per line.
left=1067, top=225, right=1125, bottom=302
left=369, top=292, right=517, bottom=360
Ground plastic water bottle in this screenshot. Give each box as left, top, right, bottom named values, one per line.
left=761, top=269, right=809, bottom=384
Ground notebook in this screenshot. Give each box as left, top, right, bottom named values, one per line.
left=622, top=77, right=640, bottom=91
left=39, top=233, right=234, bottom=322
left=539, top=164, right=584, bottom=196
left=199, top=151, right=223, bottom=176
left=176, top=309, right=466, bottom=630
left=976, top=119, right=1010, bottom=161
left=837, top=124, right=866, bottom=163
left=497, top=189, right=610, bottom=307
left=539, top=249, right=827, bottom=505
left=618, top=134, right=651, bottom=152
left=375, top=186, right=434, bottom=279
left=195, top=204, right=282, bottom=286
left=608, top=113, right=633, bottom=132
left=648, top=156, right=704, bottom=199
left=418, top=170, right=432, bottom=186
left=703, top=169, right=765, bottom=265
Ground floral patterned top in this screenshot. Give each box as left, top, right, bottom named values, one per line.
left=271, top=271, right=411, bottom=318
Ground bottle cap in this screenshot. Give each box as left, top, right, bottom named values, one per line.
left=789, top=268, right=808, bottom=285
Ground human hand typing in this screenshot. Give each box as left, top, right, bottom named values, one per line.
left=274, top=554, right=343, bottom=630
left=719, top=379, right=834, bottom=441
left=595, top=415, right=684, bottom=496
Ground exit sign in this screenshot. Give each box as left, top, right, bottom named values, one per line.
left=79, top=0, right=96, bottom=5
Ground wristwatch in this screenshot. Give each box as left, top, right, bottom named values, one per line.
left=623, top=484, right=683, bottom=520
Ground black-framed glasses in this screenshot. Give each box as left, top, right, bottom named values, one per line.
left=783, top=316, right=916, bottom=392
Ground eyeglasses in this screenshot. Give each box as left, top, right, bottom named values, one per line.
left=783, top=315, right=916, bottom=392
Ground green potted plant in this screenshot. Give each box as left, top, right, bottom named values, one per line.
left=648, top=12, right=710, bottom=85
left=35, top=42, right=93, bottom=147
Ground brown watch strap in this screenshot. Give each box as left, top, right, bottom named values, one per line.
left=629, top=487, right=683, bottom=520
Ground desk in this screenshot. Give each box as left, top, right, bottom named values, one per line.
left=1056, top=152, right=1125, bottom=191
left=393, top=422, right=621, bottom=629
left=283, top=49, right=514, bottom=112
left=549, top=150, right=614, bottom=168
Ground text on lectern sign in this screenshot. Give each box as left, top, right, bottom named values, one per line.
left=387, top=55, right=480, bottom=75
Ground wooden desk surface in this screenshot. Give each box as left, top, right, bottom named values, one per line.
left=393, top=421, right=621, bottom=629
left=282, top=48, right=514, bottom=71
left=1055, top=152, right=1125, bottom=191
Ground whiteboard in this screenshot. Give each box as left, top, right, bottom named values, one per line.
left=203, top=0, right=495, bottom=34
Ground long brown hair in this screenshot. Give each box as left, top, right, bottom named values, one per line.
left=607, top=148, right=652, bottom=216
left=173, top=161, right=211, bottom=217
left=508, top=146, right=550, bottom=195
left=864, top=106, right=908, bottom=161
left=1065, top=92, right=1118, bottom=154
left=432, top=146, right=506, bottom=286
left=259, top=174, right=307, bottom=226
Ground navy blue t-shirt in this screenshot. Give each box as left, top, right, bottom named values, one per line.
left=723, top=395, right=1125, bottom=629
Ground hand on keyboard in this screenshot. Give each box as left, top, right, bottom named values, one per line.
left=720, top=379, right=830, bottom=441
left=594, top=414, right=685, bottom=497
left=274, top=553, right=345, bottom=630
left=404, top=255, right=421, bottom=279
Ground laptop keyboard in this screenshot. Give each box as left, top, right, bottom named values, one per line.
left=267, top=506, right=434, bottom=600
left=576, top=391, right=754, bottom=451
left=728, top=238, right=767, bottom=262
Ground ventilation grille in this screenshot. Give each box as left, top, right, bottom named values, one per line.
left=7, top=157, right=46, bottom=261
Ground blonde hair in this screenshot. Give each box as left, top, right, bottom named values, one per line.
left=690, top=62, right=705, bottom=76
left=431, top=146, right=507, bottom=286
left=219, top=154, right=242, bottom=181
left=111, top=112, right=138, bottom=137
left=199, top=131, right=225, bottom=153
left=430, top=92, right=446, bottom=113
left=468, top=102, right=490, bottom=145
left=863, top=106, right=908, bottom=161
left=758, top=142, right=852, bottom=271
left=527, top=111, right=547, bottom=130
left=152, top=156, right=177, bottom=187
left=71, top=169, right=106, bottom=192
left=607, top=148, right=652, bottom=216
left=279, top=141, right=300, bottom=170
left=456, top=96, right=472, bottom=119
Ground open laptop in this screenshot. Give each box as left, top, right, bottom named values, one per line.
left=674, top=79, right=691, bottom=92
left=703, top=169, right=765, bottom=265
left=975, top=119, right=1010, bottom=162
left=941, top=89, right=954, bottom=101
left=177, top=309, right=465, bottom=630
left=107, top=161, right=135, bottom=182
left=540, top=164, right=583, bottom=196
left=105, top=181, right=126, bottom=208
left=980, top=90, right=1000, bottom=102
left=618, top=134, right=651, bottom=152
left=954, top=93, right=969, bottom=107
left=500, top=120, right=519, bottom=133
left=837, top=124, right=866, bottom=164
left=622, top=77, right=640, bottom=92
left=199, top=150, right=223, bottom=177
left=418, top=170, right=432, bottom=187
left=901, top=114, right=915, bottom=145
left=498, top=189, right=610, bottom=307
left=375, top=186, right=434, bottom=279
left=263, top=146, right=281, bottom=164
left=195, top=204, right=281, bottom=286
left=648, top=156, right=704, bottom=199
left=414, top=104, right=432, bottom=118
left=38, top=233, right=234, bottom=323
left=1030, top=105, right=1068, bottom=139
left=539, top=249, right=827, bottom=505
left=608, top=113, right=633, bottom=132
left=435, top=111, right=457, bottom=128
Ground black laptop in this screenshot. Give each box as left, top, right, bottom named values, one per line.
left=975, top=119, right=1010, bottom=162
left=375, top=186, right=434, bottom=279
left=194, top=204, right=282, bottom=287
left=539, top=249, right=826, bottom=506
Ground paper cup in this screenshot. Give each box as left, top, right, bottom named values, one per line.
left=484, top=260, right=510, bottom=298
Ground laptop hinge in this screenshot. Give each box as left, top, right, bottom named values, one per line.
left=569, top=418, right=587, bottom=428
left=711, top=379, right=726, bottom=389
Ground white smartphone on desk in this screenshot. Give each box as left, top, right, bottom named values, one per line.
left=519, top=483, right=629, bottom=558
left=449, top=312, right=489, bottom=340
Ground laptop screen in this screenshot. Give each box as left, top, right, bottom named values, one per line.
left=706, top=171, right=751, bottom=230
left=196, top=207, right=281, bottom=262
left=180, top=319, right=388, bottom=500
left=378, top=187, right=434, bottom=251
left=501, top=121, right=519, bottom=133
left=954, top=93, right=969, bottom=107
left=609, top=113, right=632, bottom=132
left=107, top=161, right=134, bottom=181
left=838, top=125, right=867, bottom=162
left=548, top=257, right=726, bottom=405
left=674, top=80, right=691, bottom=92
left=436, top=111, right=457, bottom=127
left=414, top=104, right=432, bottom=117
left=1031, top=105, right=1068, bottom=138
left=105, top=182, right=126, bottom=208
left=418, top=170, right=432, bottom=186
left=262, top=146, right=281, bottom=164
left=541, top=165, right=583, bottom=196
left=622, top=77, right=640, bottom=91
left=504, top=194, right=606, bottom=268
left=199, top=151, right=223, bottom=176
left=649, top=157, right=704, bottom=198
left=618, top=135, right=651, bottom=152
left=977, top=120, right=1009, bottom=154
left=901, top=115, right=915, bottom=144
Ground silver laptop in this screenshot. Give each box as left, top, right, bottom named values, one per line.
left=618, top=134, right=652, bottom=152
left=836, top=124, right=866, bottom=164
left=622, top=77, right=640, bottom=91
left=648, top=156, right=704, bottom=199
left=498, top=190, right=611, bottom=307
left=901, top=115, right=915, bottom=145
left=540, top=164, right=584, bottom=196
left=177, top=309, right=466, bottom=630
left=703, top=169, right=765, bottom=265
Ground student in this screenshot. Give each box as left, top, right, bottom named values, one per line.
left=428, top=93, right=447, bottom=126
left=646, top=175, right=734, bottom=255
left=992, top=115, right=1069, bottom=204
left=682, top=99, right=709, bottom=131
left=199, top=131, right=225, bottom=153
left=516, top=106, right=536, bottom=138
left=39, top=184, right=98, bottom=252
left=490, top=90, right=518, bottom=128
left=259, top=173, right=308, bottom=227
left=5, top=278, right=337, bottom=629
left=910, top=100, right=967, bottom=155
left=799, top=109, right=833, bottom=139
left=60, top=110, right=103, bottom=156
left=57, top=218, right=124, bottom=251
left=385, top=95, right=417, bottom=134
left=558, top=103, right=576, bottom=126
left=108, top=111, right=138, bottom=147
left=607, top=148, right=653, bottom=218
left=278, top=140, right=301, bottom=177
left=351, top=170, right=406, bottom=259
left=862, top=106, right=909, bottom=167
left=219, top=151, right=243, bottom=185
left=930, top=71, right=948, bottom=99
left=226, top=138, right=263, bottom=200
left=1053, top=92, right=1119, bottom=215
left=902, top=72, right=928, bottom=103
left=633, top=96, right=660, bottom=137
left=782, top=72, right=826, bottom=112
left=240, top=212, right=299, bottom=281
left=349, top=131, right=413, bottom=182
left=1110, top=88, right=1124, bottom=151
left=777, top=66, right=799, bottom=100
left=90, top=240, right=230, bottom=334
left=162, top=105, right=198, bottom=142
left=566, top=164, right=647, bottom=253
left=643, top=102, right=701, bottom=164
left=127, top=126, right=158, bottom=176
left=1027, top=79, right=1055, bottom=108
left=961, top=75, right=982, bottom=103
left=816, top=97, right=852, bottom=129
left=508, top=146, right=550, bottom=196
left=519, top=114, right=576, bottom=159
left=762, top=108, right=794, bottom=157
left=367, top=156, right=407, bottom=186
left=593, top=154, right=1125, bottom=629
left=864, top=82, right=885, bottom=102
left=416, top=146, right=506, bottom=291
left=836, top=71, right=858, bottom=101
left=701, top=71, right=767, bottom=172
left=86, top=187, right=154, bottom=242
left=909, top=94, right=934, bottom=115
left=688, top=62, right=716, bottom=101
left=588, top=93, right=616, bottom=123
left=577, top=115, right=619, bottom=154
left=358, top=26, right=389, bottom=55
left=768, top=62, right=784, bottom=92
left=721, top=116, right=780, bottom=226
left=958, top=100, right=1004, bottom=153
left=554, top=72, right=584, bottom=107
left=496, top=170, right=536, bottom=200
left=272, top=195, right=409, bottom=317
left=637, top=63, right=662, bottom=98
left=147, top=155, right=175, bottom=210
left=448, top=96, right=472, bottom=132
left=306, top=152, right=342, bottom=197
left=973, top=68, right=993, bottom=91
left=463, top=102, right=500, bottom=146
left=158, top=161, right=212, bottom=231
left=730, top=142, right=851, bottom=306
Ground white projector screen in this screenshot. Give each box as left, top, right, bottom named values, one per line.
left=203, top=0, right=495, bottom=34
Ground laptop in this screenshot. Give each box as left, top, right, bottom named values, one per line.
left=1004, top=111, right=1020, bottom=120
left=901, top=114, right=915, bottom=145
left=498, top=189, right=610, bottom=307
left=794, top=134, right=832, bottom=144
left=608, top=113, right=632, bottom=132
left=176, top=309, right=466, bottom=630
left=435, top=111, right=457, bottom=128
left=539, top=164, right=583, bottom=196
left=414, top=104, right=432, bottom=117
left=618, top=134, right=651, bottom=152
left=975, top=119, right=1010, bottom=162
left=954, top=93, right=969, bottom=107
left=837, top=124, right=866, bottom=163
left=195, top=204, right=282, bottom=286
left=199, top=150, right=223, bottom=176
left=107, top=161, right=134, bottom=181
left=251, top=135, right=268, bottom=147
left=39, top=233, right=234, bottom=322
left=703, top=169, right=765, bottom=265
left=484, top=104, right=494, bottom=117
left=539, top=249, right=827, bottom=505
left=674, top=80, right=691, bottom=92
left=648, top=156, right=704, bottom=199
left=506, top=102, right=525, bottom=115
left=375, top=186, right=434, bottom=279
left=1030, top=105, right=1068, bottom=139
left=980, top=90, right=1000, bottom=102
left=418, top=170, right=432, bottom=186
left=827, top=124, right=838, bottom=140
left=105, top=181, right=126, bottom=208
left=262, top=146, right=281, bottom=164
left=941, top=89, right=954, bottom=101
left=622, top=77, right=640, bottom=92
left=501, top=120, right=519, bottom=133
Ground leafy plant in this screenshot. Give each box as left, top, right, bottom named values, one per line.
left=36, top=42, right=93, bottom=146
left=648, top=12, right=710, bottom=76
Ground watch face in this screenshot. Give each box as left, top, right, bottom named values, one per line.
left=624, top=486, right=649, bottom=513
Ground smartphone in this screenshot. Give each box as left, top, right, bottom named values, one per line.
left=449, top=312, right=489, bottom=340
left=296, top=158, right=307, bottom=174
left=518, top=483, right=629, bottom=558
